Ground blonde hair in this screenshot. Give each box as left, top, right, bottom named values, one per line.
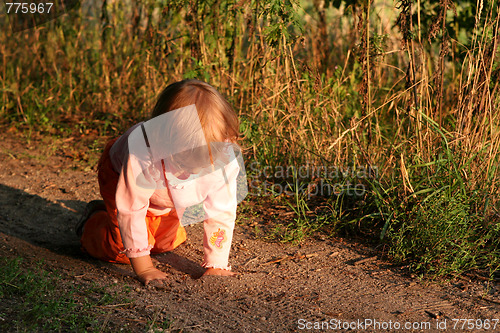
left=151, top=79, right=239, bottom=144
left=151, top=79, right=239, bottom=170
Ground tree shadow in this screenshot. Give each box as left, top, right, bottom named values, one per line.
left=0, top=183, right=204, bottom=278
left=0, top=183, right=83, bottom=256
left=153, top=251, right=206, bottom=279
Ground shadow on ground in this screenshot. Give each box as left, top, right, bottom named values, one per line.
left=0, top=183, right=205, bottom=278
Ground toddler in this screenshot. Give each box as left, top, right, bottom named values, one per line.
left=76, top=79, right=246, bottom=285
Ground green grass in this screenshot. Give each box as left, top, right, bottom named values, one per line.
left=0, top=257, right=132, bottom=332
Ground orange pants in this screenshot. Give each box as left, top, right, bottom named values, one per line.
left=80, top=138, right=187, bottom=264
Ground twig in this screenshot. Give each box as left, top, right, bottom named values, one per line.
left=263, top=253, right=318, bottom=265
left=243, top=257, right=258, bottom=266
left=263, top=257, right=288, bottom=265
left=97, top=302, right=135, bottom=308
left=480, top=296, right=500, bottom=306
left=464, top=272, right=497, bottom=282
left=353, top=256, right=378, bottom=266
left=185, top=324, right=204, bottom=329
left=57, top=201, right=78, bottom=213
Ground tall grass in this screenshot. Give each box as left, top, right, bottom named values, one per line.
left=0, top=0, right=499, bottom=278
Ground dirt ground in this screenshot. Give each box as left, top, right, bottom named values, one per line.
left=0, top=132, right=499, bottom=332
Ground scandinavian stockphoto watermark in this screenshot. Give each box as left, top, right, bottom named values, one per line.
left=297, top=318, right=499, bottom=331
left=246, top=161, right=378, bottom=199
left=126, top=104, right=374, bottom=224
left=128, top=104, right=248, bottom=227
left=2, top=0, right=79, bottom=32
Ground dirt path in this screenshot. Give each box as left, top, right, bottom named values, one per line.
left=0, top=133, right=499, bottom=332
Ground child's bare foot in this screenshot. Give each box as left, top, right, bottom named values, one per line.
left=203, top=268, right=237, bottom=276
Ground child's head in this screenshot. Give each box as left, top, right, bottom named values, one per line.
left=151, top=79, right=239, bottom=173
left=152, top=79, right=239, bottom=143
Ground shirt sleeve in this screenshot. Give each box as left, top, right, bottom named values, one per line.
left=201, top=158, right=240, bottom=269
left=115, top=149, right=158, bottom=258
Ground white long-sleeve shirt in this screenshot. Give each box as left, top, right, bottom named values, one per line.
left=108, top=122, right=240, bottom=269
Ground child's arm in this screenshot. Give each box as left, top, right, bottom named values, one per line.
left=201, top=156, right=240, bottom=275
left=114, top=134, right=161, bottom=284
left=115, top=156, right=156, bottom=255
left=130, top=255, right=167, bottom=285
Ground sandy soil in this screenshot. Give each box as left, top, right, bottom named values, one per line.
left=0, top=132, right=499, bottom=332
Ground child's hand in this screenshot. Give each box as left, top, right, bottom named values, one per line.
left=130, top=255, right=168, bottom=285
left=137, top=267, right=168, bottom=285
left=203, top=267, right=237, bottom=277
